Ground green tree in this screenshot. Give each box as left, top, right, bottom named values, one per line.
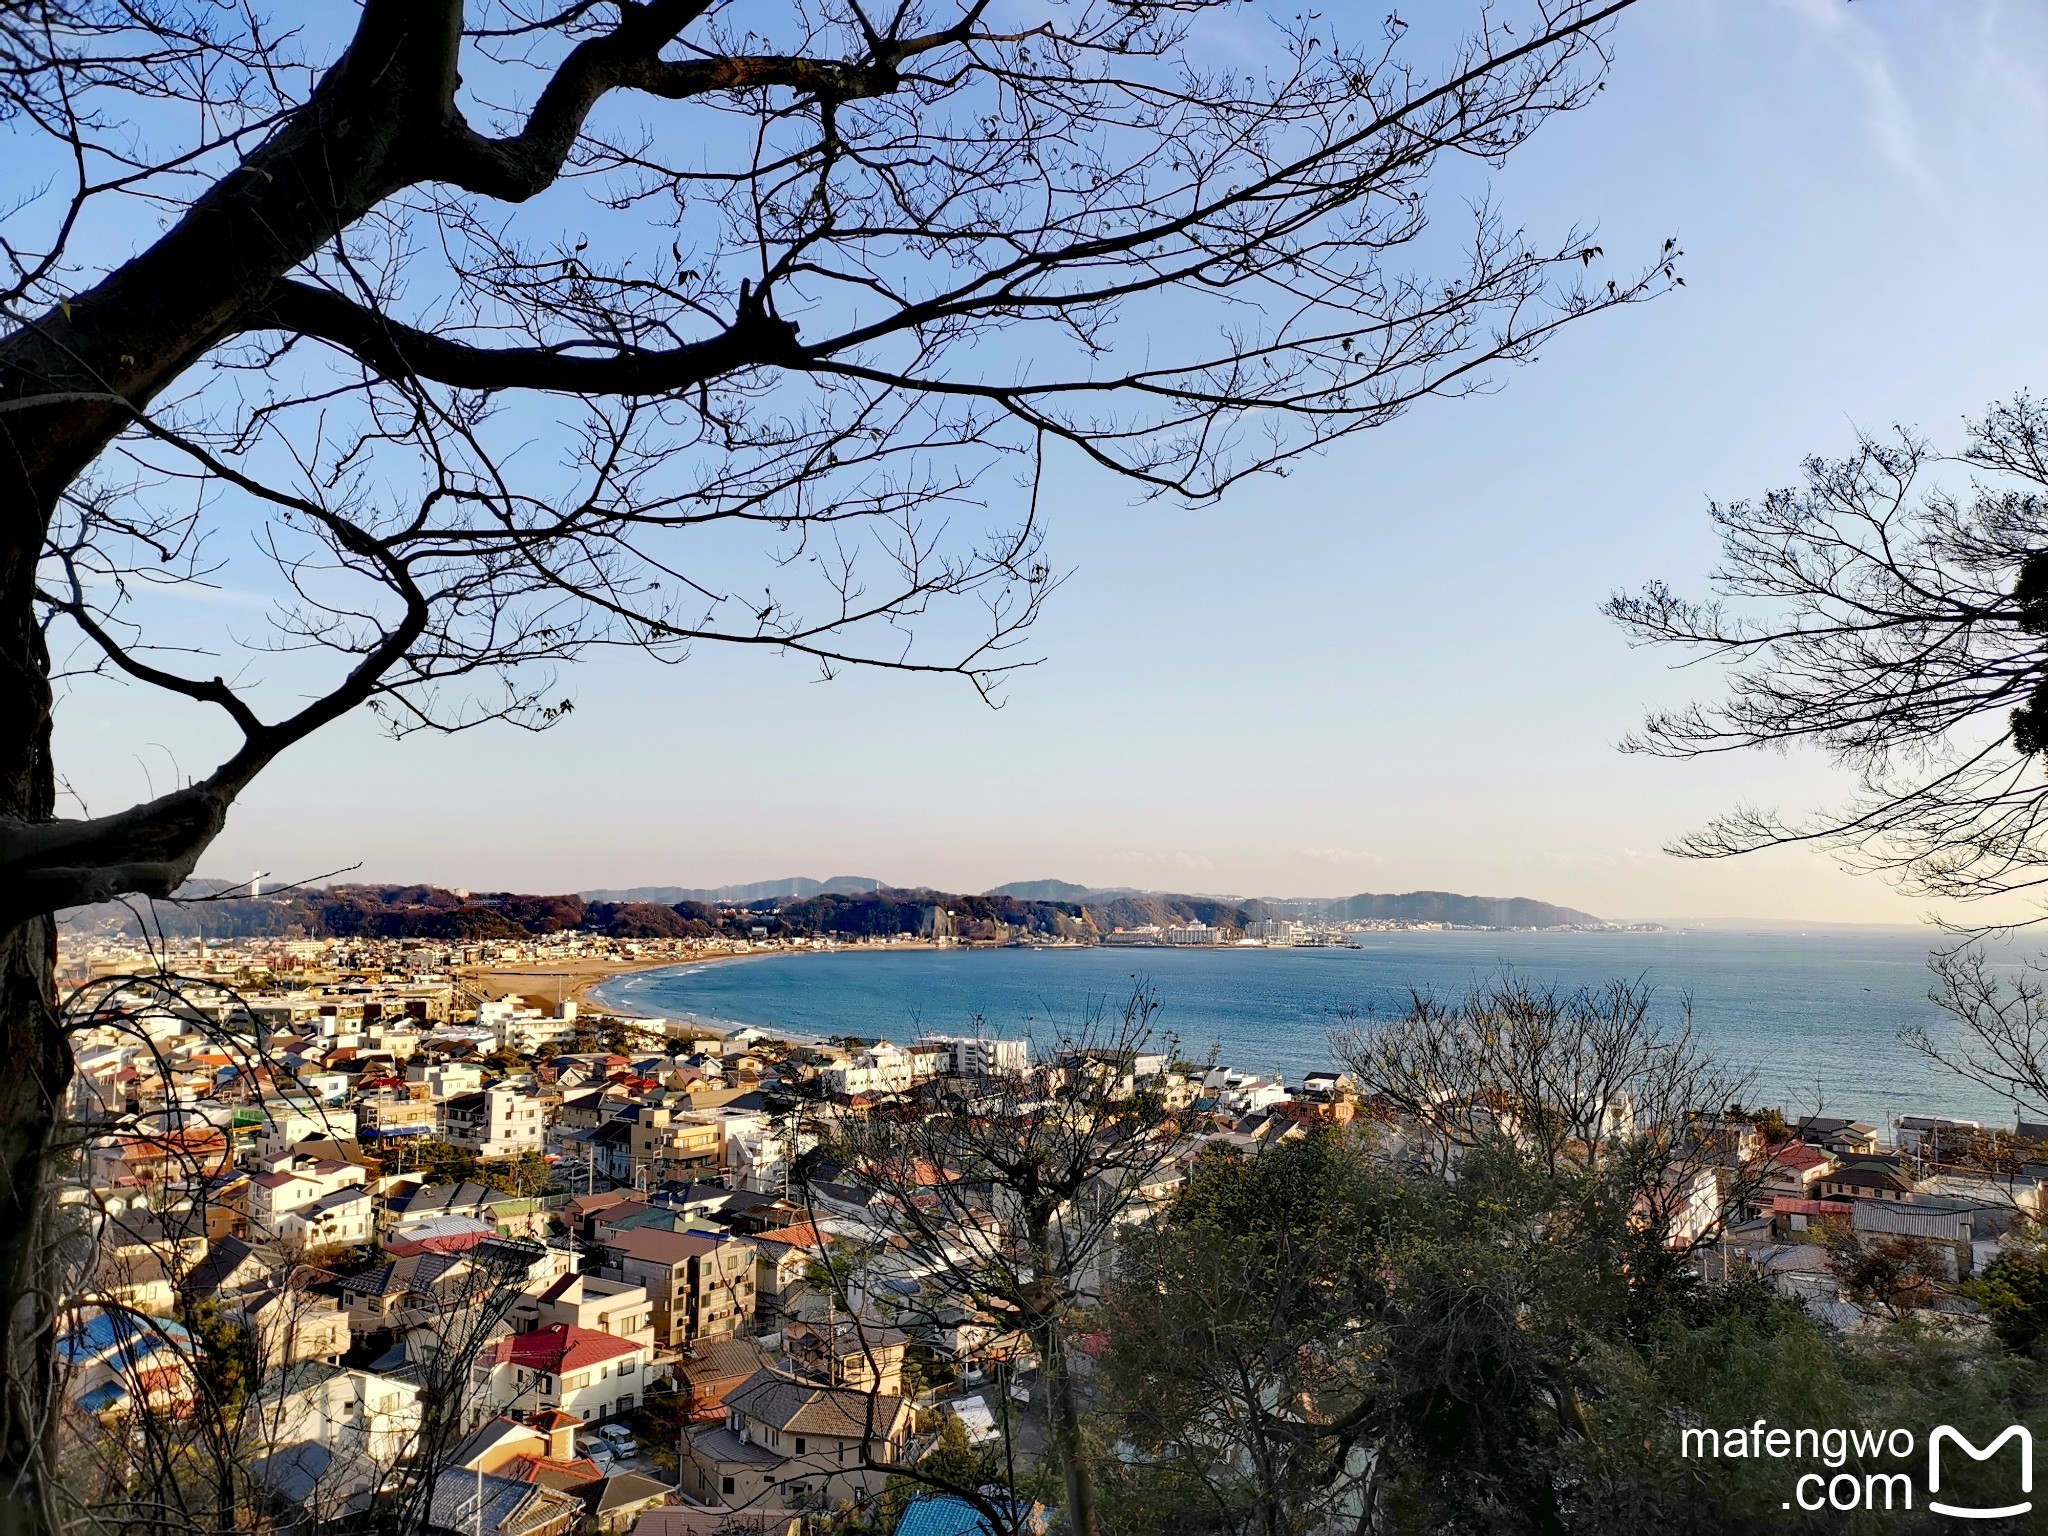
left=1098, top=1109, right=2047, bottom=1535
left=628, top=1381, right=692, bottom=1476
left=183, top=1300, right=258, bottom=1417
left=1967, top=1246, right=2048, bottom=1357
left=475, top=1149, right=554, bottom=1197
left=404, top=1137, right=484, bottom=1188
left=1098, top=1133, right=1432, bottom=1536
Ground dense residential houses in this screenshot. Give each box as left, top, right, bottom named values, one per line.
left=53, top=928, right=2048, bottom=1535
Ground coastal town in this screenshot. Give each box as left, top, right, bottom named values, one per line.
left=52, top=927, right=2048, bottom=1533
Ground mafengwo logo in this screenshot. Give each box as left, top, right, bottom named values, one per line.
left=1679, top=1420, right=2032, bottom=1518
left=1928, top=1426, right=2031, bottom=1521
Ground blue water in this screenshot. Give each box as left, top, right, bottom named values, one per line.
left=593, top=929, right=2034, bottom=1129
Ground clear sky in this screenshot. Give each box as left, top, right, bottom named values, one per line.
left=70, top=1, right=2048, bottom=923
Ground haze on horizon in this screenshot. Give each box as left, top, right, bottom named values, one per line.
left=71, top=1, right=2048, bottom=929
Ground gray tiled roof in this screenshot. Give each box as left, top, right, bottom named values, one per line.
left=390, top=1180, right=496, bottom=1217
left=426, top=1468, right=580, bottom=1535
left=676, top=1337, right=767, bottom=1386
left=180, top=1235, right=271, bottom=1298
left=591, top=1471, right=673, bottom=1513
left=686, top=1426, right=784, bottom=1468
left=337, top=1250, right=464, bottom=1298
left=726, top=1368, right=907, bottom=1440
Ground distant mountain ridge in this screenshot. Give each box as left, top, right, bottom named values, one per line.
left=1320, top=890, right=1600, bottom=928
left=72, top=875, right=1601, bottom=940
left=583, top=875, right=884, bottom=903
left=984, top=878, right=1099, bottom=902
left=986, top=880, right=1599, bottom=928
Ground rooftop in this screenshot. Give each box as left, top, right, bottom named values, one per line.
left=493, top=1322, right=640, bottom=1374
left=727, top=1367, right=907, bottom=1440
left=602, top=1226, right=739, bottom=1265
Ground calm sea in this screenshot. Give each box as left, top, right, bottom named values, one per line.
left=592, top=928, right=2036, bottom=1129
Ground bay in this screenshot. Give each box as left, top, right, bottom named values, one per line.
left=592, top=927, right=2034, bottom=1130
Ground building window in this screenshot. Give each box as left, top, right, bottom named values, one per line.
left=722, top=1477, right=735, bottom=1496
left=795, top=1437, right=805, bottom=1456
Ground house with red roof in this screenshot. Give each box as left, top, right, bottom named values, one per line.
left=1754, top=1140, right=1836, bottom=1211
left=469, top=1322, right=652, bottom=1428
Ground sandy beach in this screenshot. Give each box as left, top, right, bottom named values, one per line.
left=461, top=952, right=722, bottom=1013
left=581, top=940, right=956, bottom=1043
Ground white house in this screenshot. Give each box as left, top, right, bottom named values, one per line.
left=469, top=1322, right=651, bottom=1427
left=246, top=1157, right=369, bottom=1243
left=821, top=1041, right=919, bottom=1098
left=251, top=1102, right=358, bottom=1162
left=480, top=997, right=580, bottom=1055
left=276, top=1186, right=376, bottom=1253
left=408, top=1060, right=484, bottom=1099
left=247, top=1362, right=425, bottom=1522
left=252, top=1361, right=424, bottom=1469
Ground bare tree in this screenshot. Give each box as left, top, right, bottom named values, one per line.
left=0, top=3, right=1672, bottom=1521
left=1332, top=975, right=1761, bottom=1256
left=1907, top=944, right=2048, bottom=1134
left=801, top=989, right=1181, bottom=1536
left=1604, top=393, right=2048, bottom=905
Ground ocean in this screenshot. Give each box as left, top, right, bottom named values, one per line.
left=591, top=927, right=2038, bottom=1129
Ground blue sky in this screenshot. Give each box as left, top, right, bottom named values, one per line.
left=66, top=1, right=2048, bottom=922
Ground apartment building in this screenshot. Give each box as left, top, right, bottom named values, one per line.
left=924, top=1035, right=1029, bottom=1076
left=355, top=1092, right=437, bottom=1141
left=441, top=1085, right=545, bottom=1160
left=599, top=1227, right=757, bottom=1346
left=618, top=1105, right=725, bottom=1185
left=821, top=1041, right=921, bottom=1098
left=479, top=997, right=580, bottom=1056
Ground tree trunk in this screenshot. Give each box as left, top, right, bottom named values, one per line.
left=1037, top=1324, right=1099, bottom=1536
left=0, top=605, right=67, bottom=1535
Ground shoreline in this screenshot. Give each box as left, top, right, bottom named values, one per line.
left=461, top=952, right=736, bottom=1015
left=574, top=940, right=951, bottom=1039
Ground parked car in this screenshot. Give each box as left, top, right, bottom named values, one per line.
left=577, top=1437, right=616, bottom=1472
left=598, top=1423, right=636, bottom=1456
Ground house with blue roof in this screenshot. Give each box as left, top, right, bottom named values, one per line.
left=59, top=1309, right=200, bottom=1418
left=894, top=1493, right=1043, bottom=1536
